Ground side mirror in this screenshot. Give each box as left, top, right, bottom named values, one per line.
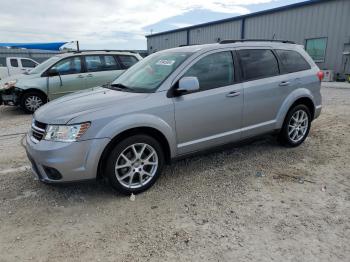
left=176, top=76, right=200, bottom=94
left=48, top=68, right=59, bottom=77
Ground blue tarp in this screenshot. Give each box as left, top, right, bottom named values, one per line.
left=0, top=42, right=68, bottom=51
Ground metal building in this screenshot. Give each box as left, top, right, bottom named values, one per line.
left=146, top=0, right=350, bottom=77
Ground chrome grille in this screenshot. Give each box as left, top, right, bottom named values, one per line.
left=31, top=120, right=47, bottom=143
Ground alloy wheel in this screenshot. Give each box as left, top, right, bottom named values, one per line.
left=288, top=109, right=309, bottom=143
left=25, top=95, right=43, bottom=112
left=115, top=143, right=158, bottom=189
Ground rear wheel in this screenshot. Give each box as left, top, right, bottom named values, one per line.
left=21, top=91, right=46, bottom=113
left=278, top=104, right=311, bottom=147
left=105, top=134, right=164, bottom=195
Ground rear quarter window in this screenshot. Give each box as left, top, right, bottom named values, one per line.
left=117, top=55, right=139, bottom=69
left=276, top=50, right=311, bottom=74
left=237, top=49, right=279, bottom=81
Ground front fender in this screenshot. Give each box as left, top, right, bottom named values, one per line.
left=94, top=113, right=177, bottom=158
left=275, top=88, right=316, bottom=129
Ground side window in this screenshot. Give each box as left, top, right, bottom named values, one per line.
left=183, top=51, right=234, bottom=91
left=276, top=50, right=311, bottom=73
left=85, top=55, right=103, bottom=72
left=21, top=59, right=37, bottom=68
left=117, top=55, right=139, bottom=69
left=51, top=57, right=82, bottom=75
left=238, top=49, right=279, bottom=81
left=102, top=55, right=121, bottom=70
left=10, top=59, right=18, bottom=67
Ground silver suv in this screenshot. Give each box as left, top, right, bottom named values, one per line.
left=26, top=40, right=323, bottom=194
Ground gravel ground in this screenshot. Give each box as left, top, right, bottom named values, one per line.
left=0, top=87, right=349, bottom=262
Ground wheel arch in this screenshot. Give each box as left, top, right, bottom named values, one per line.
left=276, top=89, right=316, bottom=129
left=289, top=97, right=315, bottom=120
left=19, top=88, right=48, bottom=103
left=97, top=126, right=172, bottom=180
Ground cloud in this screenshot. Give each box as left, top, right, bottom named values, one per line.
left=0, top=0, right=276, bottom=49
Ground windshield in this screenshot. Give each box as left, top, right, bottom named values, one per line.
left=111, top=51, right=192, bottom=92
left=28, top=56, right=61, bottom=75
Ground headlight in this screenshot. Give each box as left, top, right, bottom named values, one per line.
left=0, top=80, right=17, bottom=90
left=44, top=122, right=90, bottom=142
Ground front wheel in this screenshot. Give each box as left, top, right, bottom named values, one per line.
left=105, top=134, right=164, bottom=195
left=278, top=104, right=311, bottom=147
left=21, top=92, right=46, bottom=113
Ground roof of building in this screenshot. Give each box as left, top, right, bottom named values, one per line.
left=145, top=0, right=332, bottom=38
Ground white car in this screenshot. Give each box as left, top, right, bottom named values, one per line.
left=0, top=57, right=38, bottom=80
left=0, top=51, right=142, bottom=113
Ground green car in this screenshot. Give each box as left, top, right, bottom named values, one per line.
left=0, top=51, right=142, bottom=113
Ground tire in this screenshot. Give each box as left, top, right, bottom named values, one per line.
left=278, top=104, right=311, bottom=147
left=105, top=134, right=164, bottom=195
left=20, top=91, right=46, bottom=114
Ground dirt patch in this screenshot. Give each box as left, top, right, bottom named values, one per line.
left=0, top=88, right=349, bottom=261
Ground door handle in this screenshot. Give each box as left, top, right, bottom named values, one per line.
left=226, top=91, right=241, bottom=97
left=87, top=74, right=93, bottom=77
left=77, top=75, right=84, bottom=78
left=279, top=81, right=290, bottom=86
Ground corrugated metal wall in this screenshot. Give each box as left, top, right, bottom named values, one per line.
left=147, top=31, right=187, bottom=53
left=244, top=0, right=350, bottom=73
left=146, top=0, right=350, bottom=74
left=188, top=21, right=241, bottom=45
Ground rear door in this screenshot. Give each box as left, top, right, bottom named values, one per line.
left=275, top=49, right=312, bottom=89
left=7, top=58, right=21, bottom=75
left=47, top=56, right=86, bottom=100
left=173, top=50, right=243, bottom=155
left=237, top=48, right=286, bottom=138
left=84, top=55, right=123, bottom=88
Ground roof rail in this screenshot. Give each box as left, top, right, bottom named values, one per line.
left=219, top=39, right=296, bottom=44
left=67, top=49, right=138, bottom=54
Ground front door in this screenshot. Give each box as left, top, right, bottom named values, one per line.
left=173, top=51, right=243, bottom=155
left=20, top=58, right=37, bottom=73
left=47, top=56, right=87, bottom=100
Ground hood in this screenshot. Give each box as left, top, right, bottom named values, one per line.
left=34, top=87, right=150, bottom=124
left=0, top=72, right=40, bottom=85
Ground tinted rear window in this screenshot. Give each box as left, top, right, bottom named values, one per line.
left=117, top=55, right=138, bottom=69
left=238, top=49, right=279, bottom=81
left=10, top=59, right=18, bottom=67
left=276, top=50, right=311, bottom=73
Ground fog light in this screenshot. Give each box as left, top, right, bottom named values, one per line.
left=43, top=166, right=62, bottom=180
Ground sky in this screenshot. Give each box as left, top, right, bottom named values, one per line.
left=0, top=0, right=307, bottom=50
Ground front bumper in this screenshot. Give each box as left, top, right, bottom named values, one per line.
left=0, top=88, right=20, bottom=106
left=25, top=134, right=110, bottom=183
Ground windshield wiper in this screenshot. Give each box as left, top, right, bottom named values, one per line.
left=108, top=83, right=135, bottom=92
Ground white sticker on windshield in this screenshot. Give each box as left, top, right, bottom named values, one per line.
left=156, top=60, right=175, bottom=66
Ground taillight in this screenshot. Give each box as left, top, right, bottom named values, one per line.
left=317, top=71, right=324, bottom=81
